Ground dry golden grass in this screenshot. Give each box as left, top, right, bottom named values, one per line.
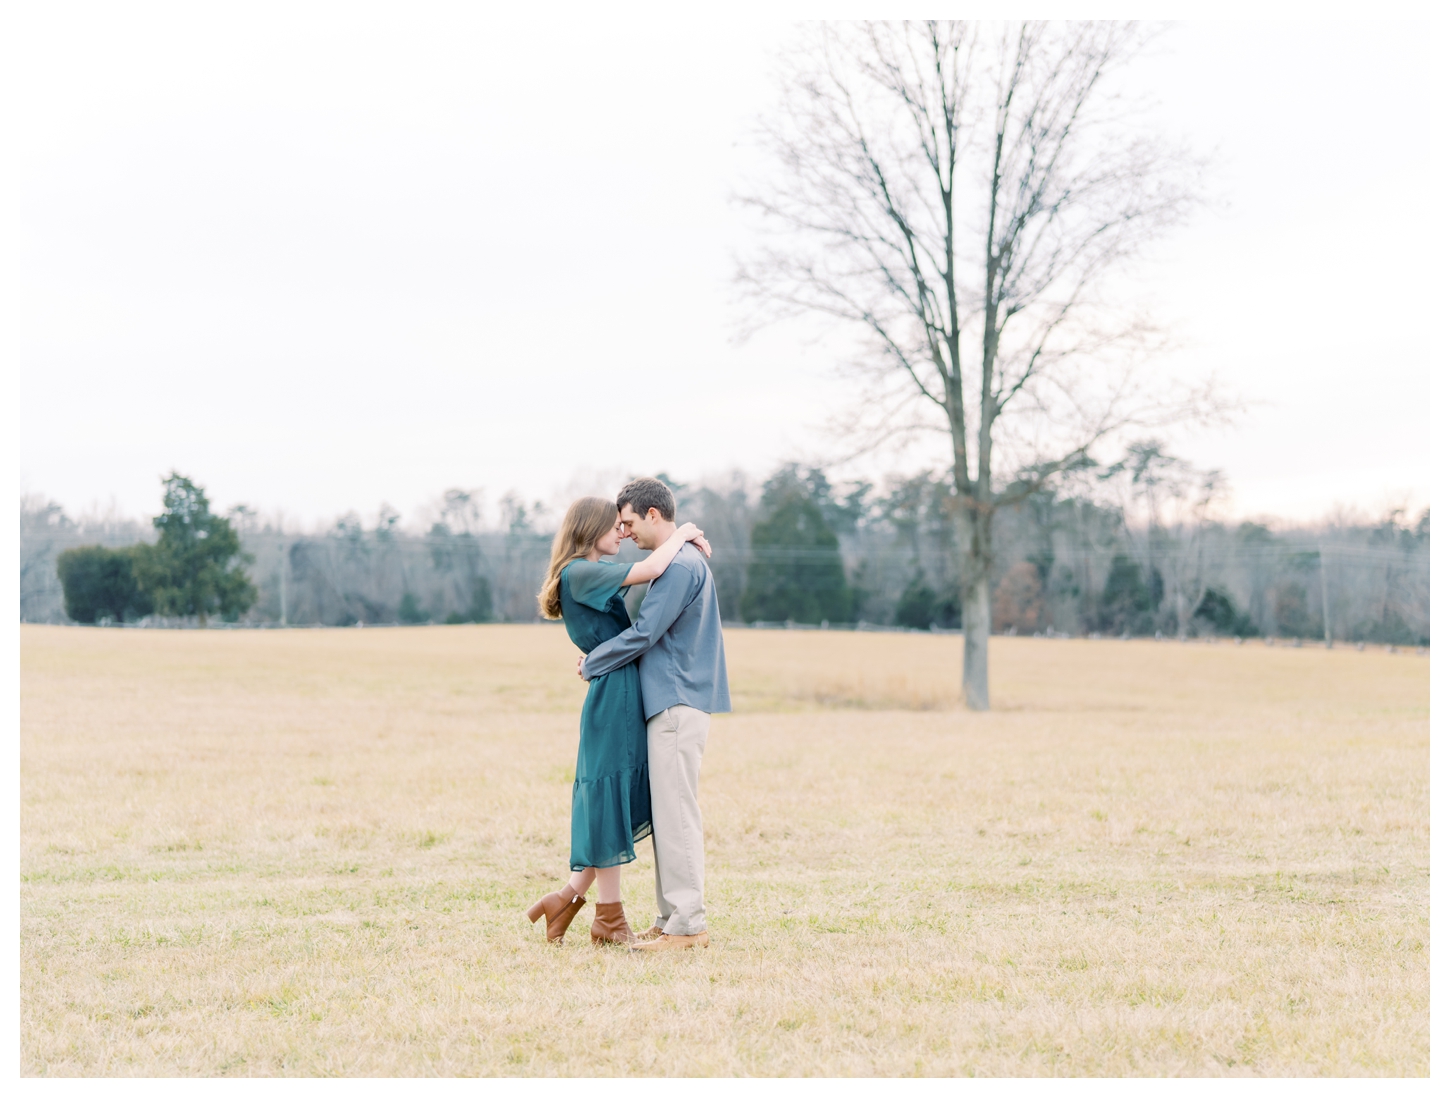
left=20, top=624, right=1428, bottom=1076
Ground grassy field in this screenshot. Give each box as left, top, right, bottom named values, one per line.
left=20, top=624, right=1429, bottom=1076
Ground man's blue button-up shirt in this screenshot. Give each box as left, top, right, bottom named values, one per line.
left=580, top=543, right=731, bottom=719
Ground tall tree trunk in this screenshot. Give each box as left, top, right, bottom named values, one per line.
left=962, top=568, right=991, bottom=709
left=956, top=502, right=993, bottom=710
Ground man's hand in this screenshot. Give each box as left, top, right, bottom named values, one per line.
left=577, top=654, right=588, bottom=681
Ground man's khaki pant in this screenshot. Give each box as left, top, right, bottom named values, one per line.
left=647, top=704, right=710, bottom=935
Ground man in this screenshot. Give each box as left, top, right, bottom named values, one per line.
left=578, top=476, right=730, bottom=951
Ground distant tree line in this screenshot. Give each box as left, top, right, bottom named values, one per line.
left=22, top=478, right=546, bottom=629
left=21, top=455, right=1430, bottom=646
left=711, top=456, right=1429, bottom=647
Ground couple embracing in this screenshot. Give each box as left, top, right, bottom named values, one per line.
left=528, top=477, right=730, bottom=951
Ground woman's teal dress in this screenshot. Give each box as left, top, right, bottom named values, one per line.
left=559, top=559, right=652, bottom=871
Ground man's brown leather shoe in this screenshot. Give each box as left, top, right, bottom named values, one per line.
left=629, top=931, right=709, bottom=951
left=634, top=926, right=664, bottom=942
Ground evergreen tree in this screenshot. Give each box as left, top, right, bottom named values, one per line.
left=398, top=592, right=430, bottom=624
left=467, top=576, right=494, bottom=622
left=741, top=466, right=852, bottom=624
left=1096, top=554, right=1156, bottom=635
left=132, top=473, right=257, bottom=625
left=894, top=573, right=939, bottom=630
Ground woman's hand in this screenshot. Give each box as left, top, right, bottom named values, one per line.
left=677, top=521, right=710, bottom=557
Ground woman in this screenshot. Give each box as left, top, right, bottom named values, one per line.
left=528, top=497, right=708, bottom=945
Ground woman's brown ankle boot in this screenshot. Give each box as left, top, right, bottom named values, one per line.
left=591, top=901, right=635, bottom=946
left=526, top=884, right=586, bottom=943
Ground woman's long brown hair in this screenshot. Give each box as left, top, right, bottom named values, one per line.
left=537, top=497, right=621, bottom=619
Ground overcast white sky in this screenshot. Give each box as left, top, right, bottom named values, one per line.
left=6, top=9, right=1440, bottom=529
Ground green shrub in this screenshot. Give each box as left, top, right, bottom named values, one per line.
left=1194, top=587, right=1258, bottom=637
left=56, top=545, right=152, bottom=624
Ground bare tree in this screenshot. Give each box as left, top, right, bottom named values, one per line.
left=1106, top=440, right=1225, bottom=638
left=740, top=21, right=1210, bottom=707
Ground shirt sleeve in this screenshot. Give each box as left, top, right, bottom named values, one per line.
left=565, top=559, right=630, bottom=613
left=580, top=560, right=697, bottom=679
left=623, top=583, right=647, bottom=623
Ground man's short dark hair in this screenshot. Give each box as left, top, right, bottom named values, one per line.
left=617, top=476, right=676, bottom=522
